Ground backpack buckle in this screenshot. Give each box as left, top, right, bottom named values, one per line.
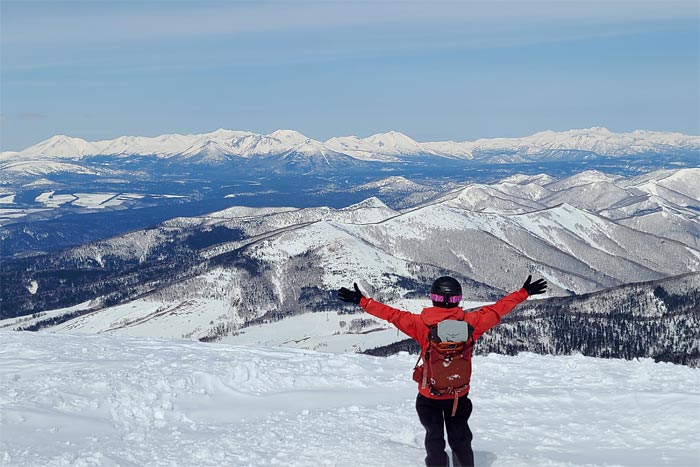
left=435, top=341, right=465, bottom=353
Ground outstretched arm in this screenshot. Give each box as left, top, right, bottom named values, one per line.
left=468, top=275, right=548, bottom=340
left=338, top=283, right=421, bottom=341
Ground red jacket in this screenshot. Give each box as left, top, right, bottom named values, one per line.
left=359, top=288, right=529, bottom=399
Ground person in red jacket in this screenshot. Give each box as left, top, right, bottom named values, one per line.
left=338, top=275, right=547, bottom=467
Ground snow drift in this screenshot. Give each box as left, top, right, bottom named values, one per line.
left=1, top=332, right=698, bottom=467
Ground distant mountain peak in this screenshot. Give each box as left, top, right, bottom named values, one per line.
left=500, top=173, right=555, bottom=186
left=344, top=196, right=391, bottom=210
left=269, top=129, right=310, bottom=142
left=23, top=135, right=97, bottom=158
left=545, top=169, right=622, bottom=191
left=363, top=131, right=428, bottom=156
left=180, top=139, right=234, bottom=160
left=203, top=129, right=255, bottom=139
left=366, top=130, right=418, bottom=145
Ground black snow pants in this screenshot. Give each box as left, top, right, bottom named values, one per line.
left=416, top=393, right=474, bottom=467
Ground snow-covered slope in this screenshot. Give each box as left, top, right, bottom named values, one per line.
left=1, top=160, right=106, bottom=176
left=7, top=199, right=697, bottom=345
left=324, top=135, right=402, bottom=161
left=442, top=183, right=545, bottom=212
left=626, top=167, right=700, bottom=200
left=19, top=135, right=101, bottom=159
left=543, top=169, right=623, bottom=191
left=415, top=168, right=699, bottom=221
left=1, top=332, right=698, bottom=467
left=613, top=208, right=700, bottom=250
left=4, top=129, right=329, bottom=162
left=362, top=131, right=435, bottom=156
left=335, top=198, right=700, bottom=294
left=348, top=176, right=456, bottom=209
left=438, top=127, right=700, bottom=158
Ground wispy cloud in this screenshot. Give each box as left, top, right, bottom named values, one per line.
left=0, top=21, right=666, bottom=81
left=18, top=112, right=48, bottom=120
left=3, top=0, right=694, bottom=77
left=2, top=0, right=697, bottom=46
left=0, top=113, right=48, bottom=124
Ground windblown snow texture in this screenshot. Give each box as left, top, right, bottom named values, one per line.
left=1, top=332, right=698, bottom=467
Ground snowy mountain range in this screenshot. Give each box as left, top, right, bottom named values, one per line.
left=2, top=167, right=698, bottom=366
left=2, top=127, right=698, bottom=164
left=2, top=127, right=697, bottom=258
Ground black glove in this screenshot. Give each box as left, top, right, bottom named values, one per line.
left=523, top=275, right=547, bottom=295
left=338, top=282, right=364, bottom=304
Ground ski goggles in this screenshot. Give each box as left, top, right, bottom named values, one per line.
left=429, top=293, right=462, bottom=304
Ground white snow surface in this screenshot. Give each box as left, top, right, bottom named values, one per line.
left=1, top=332, right=698, bottom=467
left=0, top=194, right=16, bottom=204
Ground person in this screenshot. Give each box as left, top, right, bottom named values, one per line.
left=338, top=275, right=547, bottom=467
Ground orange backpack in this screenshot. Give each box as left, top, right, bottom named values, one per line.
left=413, top=319, right=474, bottom=415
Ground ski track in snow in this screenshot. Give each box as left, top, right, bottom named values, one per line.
left=1, top=332, right=699, bottom=467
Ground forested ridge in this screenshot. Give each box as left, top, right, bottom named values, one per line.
left=365, top=273, right=700, bottom=367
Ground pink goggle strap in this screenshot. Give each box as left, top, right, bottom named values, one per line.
left=429, top=293, right=462, bottom=304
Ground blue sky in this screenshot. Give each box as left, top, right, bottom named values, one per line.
left=1, top=0, right=698, bottom=150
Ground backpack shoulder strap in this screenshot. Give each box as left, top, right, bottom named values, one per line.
left=427, top=324, right=440, bottom=343
left=414, top=323, right=436, bottom=367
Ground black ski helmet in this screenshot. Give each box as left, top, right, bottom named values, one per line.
left=430, top=276, right=463, bottom=308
